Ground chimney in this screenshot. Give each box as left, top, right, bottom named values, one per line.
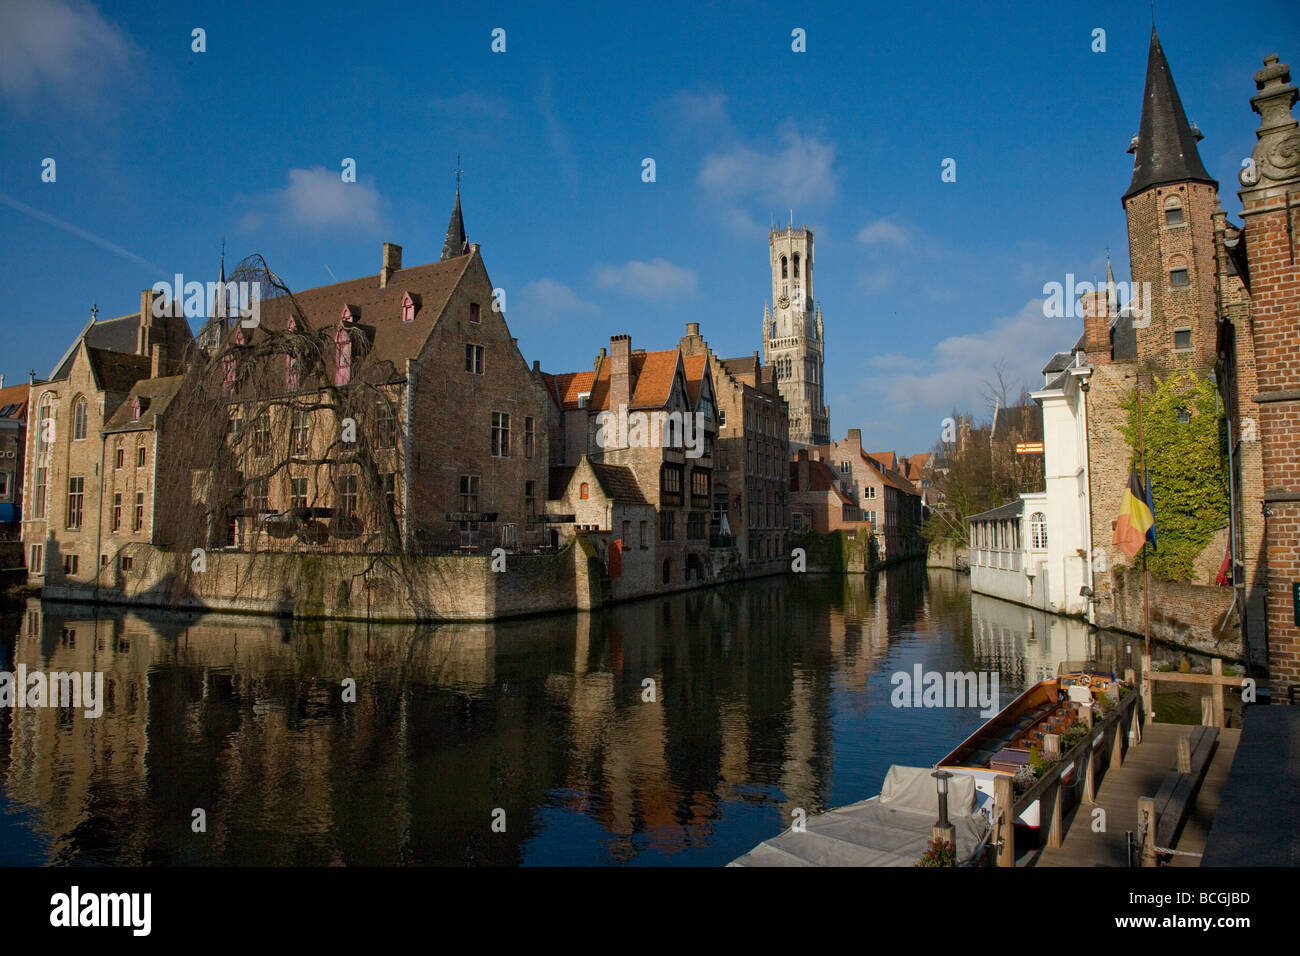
left=1082, top=290, right=1111, bottom=365
left=686, top=322, right=700, bottom=336
left=610, top=334, right=632, bottom=413
left=380, top=242, right=402, bottom=287
left=533, top=360, right=540, bottom=372
left=151, top=342, right=166, bottom=378
left=847, top=428, right=862, bottom=447
left=470, top=242, right=480, bottom=255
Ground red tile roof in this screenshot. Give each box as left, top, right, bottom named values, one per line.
left=550, top=346, right=704, bottom=412
left=0, top=383, right=28, bottom=419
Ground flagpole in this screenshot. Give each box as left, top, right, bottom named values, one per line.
left=1135, top=372, right=1150, bottom=657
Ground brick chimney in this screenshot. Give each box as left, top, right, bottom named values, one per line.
left=380, top=242, right=402, bottom=287
left=1082, top=290, right=1111, bottom=365
left=846, top=428, right=862, bottom=449
left=609, top=334, right=632, bottom=412
left=151, top=342, right=166, bottom=378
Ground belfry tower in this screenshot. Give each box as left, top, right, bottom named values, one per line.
left=763, top=219, right=829, bottom=447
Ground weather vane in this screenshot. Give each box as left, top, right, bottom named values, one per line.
left=455, top=153, right=464, bottom=189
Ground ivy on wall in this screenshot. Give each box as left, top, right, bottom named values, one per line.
left=1119, top=370, right=1229, bottom=581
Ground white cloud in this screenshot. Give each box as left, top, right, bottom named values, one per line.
left=518, top=278, right=598, bottom=322
left=594, top=258, right=698, bottom=300
left=241, top=167, right=386, bottom=233
left=699, top=126, right=837, bottom=209
left=865, top=299, right=1072, bottom=415
left=0, top=0, right=135, bottom=108
left=663, top=90, right=730, bottom=133
left=857, top=219, right=910, bottom=246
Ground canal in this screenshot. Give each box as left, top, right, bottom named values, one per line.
left=0, top=567, right=1232, bottom=866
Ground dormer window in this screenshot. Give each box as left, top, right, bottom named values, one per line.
left=341, top=304, right=358, bottom=324
left=334, top=327, right=352, bottom=386
left=577, top=392, right=591, bottom=409
left=285, top=354, right=299, bottom=391
left=131, top=397, right=141, bottom=421
left=402, top=292, right=420, bottom=323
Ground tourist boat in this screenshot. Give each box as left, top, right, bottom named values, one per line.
left=936, top=663, right=1123, bottom=832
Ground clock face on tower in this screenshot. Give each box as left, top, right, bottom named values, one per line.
left=777, top=294, right=790, bottom=309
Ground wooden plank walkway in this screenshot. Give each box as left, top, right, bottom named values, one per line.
left=1034, top=722, right=1240, bottom=867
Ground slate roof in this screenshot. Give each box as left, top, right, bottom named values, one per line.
left=441, top=189, right=469, bottom=261
left=102, top=375, right=186, bottom=432
left=967, top=499, right=1024, bottom=523
left=1124, top=28, right=1217, bottom=201
left=548, top=461, right=650, bottom=506
left=991, top=402, right=1043, bottom=444
left=49, top=312, right=141, bottom=381
left=720, top=355, right=758, bottom=378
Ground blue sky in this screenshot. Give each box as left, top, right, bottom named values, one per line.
left=1, top=0, right=1296, bottom=453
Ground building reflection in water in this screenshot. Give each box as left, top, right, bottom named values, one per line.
left=0, top=569, right=1199, bottom=866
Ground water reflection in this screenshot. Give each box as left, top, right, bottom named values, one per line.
left=0, top=568, right=1226, bottom=866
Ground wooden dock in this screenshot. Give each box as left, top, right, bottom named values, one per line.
left=1034, top=722, right=1240, bottom=867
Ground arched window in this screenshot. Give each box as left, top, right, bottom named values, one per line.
left=334, top=327, right=352, bottom=386
left=1163, top=195, right=1184, bottom=226
left=793, top=253, right=800, bottom=278
left=579, top=482, right=589, bottom=500
left=781, top=256, right=788, bottom=279
left=1168, top=254, right=1190, bottom=288
left=1030, top=512, right=1047, bottom=550
left=35, top=393, right=54, bottom=461
left=72, top=397, right=87, bottom=441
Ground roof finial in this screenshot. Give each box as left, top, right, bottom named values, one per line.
left=454, top=153, right=464, bottom=191
left=1150, top=0, right=1156, bottom=29
left=90, top=303, right=98, bottom=322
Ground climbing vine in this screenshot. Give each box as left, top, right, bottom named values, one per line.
left=1119, top=370, right=1229, bottom=581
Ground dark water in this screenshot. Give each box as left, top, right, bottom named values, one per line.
left=0, top=568, right=1228, bottom=866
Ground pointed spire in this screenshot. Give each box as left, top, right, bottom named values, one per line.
left=1106, top=252, right=1118, bottom=314
left=1124, top=28, right=1216, bottom=201
left=441, top=184, right=469, bottom=261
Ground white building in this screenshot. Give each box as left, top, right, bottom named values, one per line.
left=968, top=345, right=1096, bottom=618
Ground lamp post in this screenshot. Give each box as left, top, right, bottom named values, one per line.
left=931, top=769, right=955, bottom=849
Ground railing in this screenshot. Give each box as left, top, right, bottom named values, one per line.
left=1141, top=655, right=1246, bottom=729
left=971, top=548, right=1022, bottom=571
left=993, top=675, right=1141, bottom=866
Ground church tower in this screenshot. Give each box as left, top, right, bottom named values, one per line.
left=763, top=219, right=829, bottom=447
left=1122, top=27, right=1220, bottom=373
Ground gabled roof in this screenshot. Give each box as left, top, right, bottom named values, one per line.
left=791, top=457, right=855, bottom=505
left=682, top=354, right=709, bottom=405
left=49, top=312, right=141, bottom=381
left=0, top=384, right=29, bottom=420
left=867, top=450, right=896, bottom=472
left=548, top=460, right=650, bottom=506
left=1124, top=28, right=1217, bottom=201
left=549, top=349, right=687, bottom=412
left=103, top=375, right=185, bottom=432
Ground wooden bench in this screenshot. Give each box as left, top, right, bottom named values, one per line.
left=1140, top=726, right=1219, bottom=861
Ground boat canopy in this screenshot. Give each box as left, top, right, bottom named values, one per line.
left=729, top=766, right=991, bottom=868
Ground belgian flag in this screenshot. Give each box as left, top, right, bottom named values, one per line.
left=1113, top=469, right=1157, bottom=559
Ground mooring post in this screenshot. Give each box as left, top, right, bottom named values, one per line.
left=1201, top=697, right=1214, bottom=727
left=1046, top=776, right=1063, bottom=848
left=1141, top=654, right=1153, bottom=725
left=994, top=774, right=1014, bottom=867
left=1138, top=796, right=1157, bottom=867
left=1177, top=735, right=1191, bottom=774
left=1084, top=745, right=1097, bottom=805
left=1112, top=710, right=1125, bottom=766
left=1211, top=659, right=1225, bottom=728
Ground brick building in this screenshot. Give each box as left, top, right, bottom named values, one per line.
left=1083, top=29, right=1237, bottom=629
left=21, top=298, right=191, bottom=587
left=0, top=381, right=28, bottom=539
left=543, top=332, right=718, bottom=588
left=677, top=322, right=790, bottom=569
left=788, top=449, right=873, bottom=536
left=810, top=429, right=923, bottom=562
left=1215, top=52, right=1300, bottom=695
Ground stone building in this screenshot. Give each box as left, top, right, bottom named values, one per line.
left=0, top=381, right=28, bottom=538
left=1215, top=52, right=1300, bottom=695
left=543, top=333, right=719, bottom=589
left=199, top=190, right=554, bottom=557
left=763, top=220, right=830, bottom=448
left=677, top=323, right=790, bottom=569
left=21, top=297, right=192, bottom=587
